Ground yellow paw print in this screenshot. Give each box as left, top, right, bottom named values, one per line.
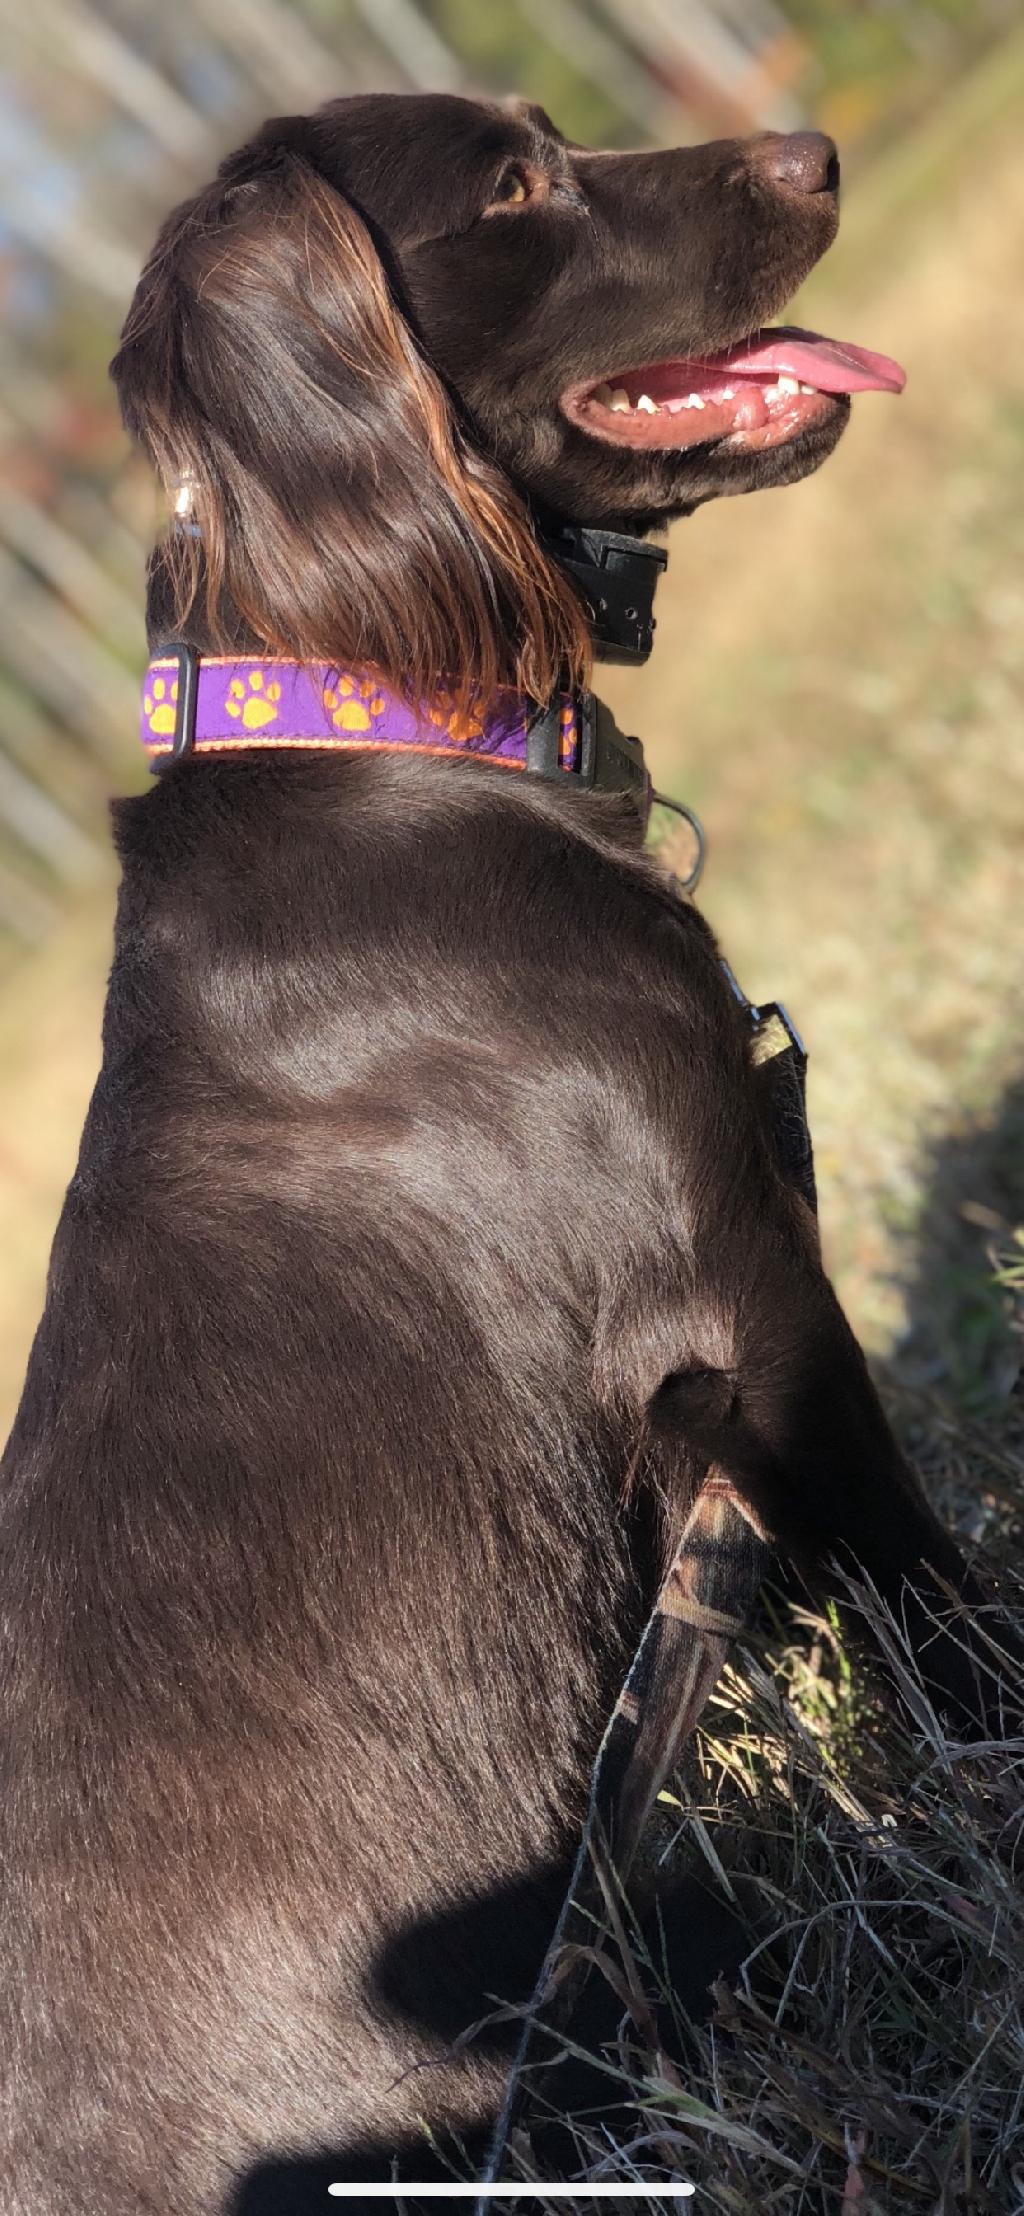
left=427, top=692, right=485, bottom=745
left=323, top=675, right=386, bottom=734
left=144, top=674, right=178, bottom=736
left=226, top=670, right=281, bottom=730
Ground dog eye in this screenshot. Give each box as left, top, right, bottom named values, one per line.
left=486, top=165, right=532, bottom=213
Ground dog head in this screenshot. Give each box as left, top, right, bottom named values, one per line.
left=112, top=93, right=900, bottom=705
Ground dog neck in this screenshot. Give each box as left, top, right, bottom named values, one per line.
left=140, top=520, right=668, bottom=812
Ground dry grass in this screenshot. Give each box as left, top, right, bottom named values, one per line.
left=498, top=1389, right=1024, bottom=2215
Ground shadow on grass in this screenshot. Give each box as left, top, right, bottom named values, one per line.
left=893, top=1067, right=1024, bottom=1412
left=231, top=2134, right=489, bottom=2216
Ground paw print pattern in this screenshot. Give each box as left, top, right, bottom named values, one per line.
left=144, top=674, right=178, bottom=736
left=225, top=670, right=282, bottom=730
left=323, top=675, right=386, bottom=734
left=427, top=692, right=485, bottom=746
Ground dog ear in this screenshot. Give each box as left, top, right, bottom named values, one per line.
left=111, top=145, right=588, bottom=710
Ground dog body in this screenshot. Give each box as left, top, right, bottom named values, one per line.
left=0, top=750, right=797, bottom=2209
left=0, top=96, right=981, bottom=2213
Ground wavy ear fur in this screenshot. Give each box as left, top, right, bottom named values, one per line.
left=110, top=145, right=589, bottom=709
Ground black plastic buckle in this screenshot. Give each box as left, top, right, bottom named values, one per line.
left=525, top=695, right=569, bottom=780
left=149, top=640, right=199, bottom=774
left=588, top=693, right=647, bottom=800
left=526, top=691, right=647, bottom=807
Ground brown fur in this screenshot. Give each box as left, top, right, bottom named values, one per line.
left=1, top=94, right=1001, bottom=2215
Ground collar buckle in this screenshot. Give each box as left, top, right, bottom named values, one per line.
left=150, top=640, right=199, bottom=773
left=526, top=690, right=648, bottom=806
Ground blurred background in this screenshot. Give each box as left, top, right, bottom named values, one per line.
left=1, top=0, right=1022, bottom=1439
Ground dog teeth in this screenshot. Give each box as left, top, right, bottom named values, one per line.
left=592, top=372, right=815, bottom=418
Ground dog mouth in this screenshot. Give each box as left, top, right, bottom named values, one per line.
left=561, top=325, right=906, bottom=453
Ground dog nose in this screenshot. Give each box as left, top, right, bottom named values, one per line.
left=754, top=130, right=839, bottom=195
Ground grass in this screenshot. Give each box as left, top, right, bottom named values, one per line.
left=500, top=1391, right=1024, bottom=2213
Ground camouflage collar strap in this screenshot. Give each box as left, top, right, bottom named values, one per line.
left=139, top=643, right=650, bottom=808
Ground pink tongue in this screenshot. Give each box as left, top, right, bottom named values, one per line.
left=699, top=324, right=906, bottom=396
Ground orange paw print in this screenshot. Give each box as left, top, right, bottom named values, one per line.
left=323, top=675, right=386, bottom=734
left=144, top=673, right=178, bottom=736
left=226, top=670, right=281, bottom=730
left=427, top=692, right=485, bottom=746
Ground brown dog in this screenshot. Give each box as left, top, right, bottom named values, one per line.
left=0, top=95, right=994, bottom=2215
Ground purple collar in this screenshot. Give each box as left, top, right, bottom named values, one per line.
left=140, top=650, right=584, bottom=778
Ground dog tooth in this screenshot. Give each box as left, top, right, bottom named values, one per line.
left=777, top=374, right=800, bottom=396
left=593, top=382, right=613, bottom=404
left=608, top=387, right=630, bottom=412
left=684, top=393, right=705, bottom=410
left=635, top=393, right=659, bottom=413
left=799, top=381, right=816, bottom=395
left=721, top=385, right=735, bottom=399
